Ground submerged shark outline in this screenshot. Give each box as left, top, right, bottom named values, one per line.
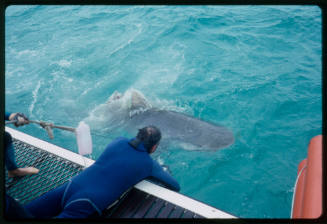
left=104, top=89, right=234, bottom=151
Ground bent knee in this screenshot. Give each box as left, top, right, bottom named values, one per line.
left=5, top=131, right=12, bottom=143
left=4, top=132, right=13, bottom=145
left=59, top=199, right=101, bottom=218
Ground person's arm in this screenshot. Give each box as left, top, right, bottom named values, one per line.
left=5, top=112, right=12, bottom=121
left=150, top=160, right=180, bottom=192
left=5, top=112, right=29, bottom=126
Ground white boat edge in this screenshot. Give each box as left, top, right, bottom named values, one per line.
left=5, top=126, right=237, bottom=219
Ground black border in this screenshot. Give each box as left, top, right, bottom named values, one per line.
left=1, top=1, right=326, bottom=224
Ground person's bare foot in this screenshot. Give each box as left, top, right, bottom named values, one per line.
left=8, top=167, right=39, bottom=178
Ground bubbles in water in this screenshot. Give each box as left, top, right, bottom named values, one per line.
left=29, top=80, right=42, bottom=117
left=16, top=49, right=38, bottom=58
left=57, top=59, right=72, bottom=68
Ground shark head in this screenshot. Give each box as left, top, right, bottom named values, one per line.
left=129, top=89, right=152, bottom=117
left=107, top=90, right=122, bottom=101
left=106, top=88, right=152, bottom=118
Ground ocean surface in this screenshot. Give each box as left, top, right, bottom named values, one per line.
left=5, top=5, right=322, bottom=218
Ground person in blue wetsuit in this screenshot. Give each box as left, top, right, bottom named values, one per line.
left=25, top=125, right=180, bottom=218
left=5, top=194, right=34, bottom=219
left=5, top=112, right=39, bottom=219
left=5, top=112, right=39, bottom=177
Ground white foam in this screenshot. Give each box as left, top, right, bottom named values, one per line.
left=151, top=97, right=191, bottom=114
left=58, top=59, right=72, bottom=68
left=177, top=142, right=200, bottom=151
left=108, top=24, right=142, bottom=57
left=17, top=49, right=38, bottom=58
left=157, top=156, right=165, bottom=165
left=81, top=87, right=92, bottom=96
left=29, top=80, right=42, bottom=116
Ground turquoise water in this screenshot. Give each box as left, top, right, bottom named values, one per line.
left=5, top=6, right=322, bottom=218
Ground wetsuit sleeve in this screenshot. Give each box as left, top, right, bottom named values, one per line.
left=150, top=161, right=180, bottom=192
left=5, top=112, right=12, bottom=120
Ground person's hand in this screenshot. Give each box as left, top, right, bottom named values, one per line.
left=9, top=113, right=29, bottom=127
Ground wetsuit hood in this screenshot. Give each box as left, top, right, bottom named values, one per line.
left=128, top=138, right=148, bottom=152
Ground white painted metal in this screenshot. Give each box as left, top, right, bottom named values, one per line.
left=135, top=181, right=236, bottom=218
left=5, top=127, right=94, bottom=167
left=5, top=126, right=237, bottom=219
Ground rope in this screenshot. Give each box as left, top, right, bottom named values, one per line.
left=5, top=120, right=75, bottom=139
left=6, top=119, right=93, bottom=168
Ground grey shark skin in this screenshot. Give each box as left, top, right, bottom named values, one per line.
left=127, top=108, right=234, bottom=150
left=101, top=89, right=234, bottom=150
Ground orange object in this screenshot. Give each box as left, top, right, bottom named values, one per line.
left=291, top=159, right=307, bottom=218
left=291, top=135, right=322, bottom=219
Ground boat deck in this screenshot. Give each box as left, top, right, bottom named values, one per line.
left=102, top=188, right=203, bottom=218
left=5, top=127, right=236, bottom=219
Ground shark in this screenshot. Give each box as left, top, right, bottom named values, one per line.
left=88, top=89, right=234, bottom=151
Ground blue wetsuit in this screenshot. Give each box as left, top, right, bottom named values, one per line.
left=5, top=112, right=18, bottom=171
left=25, top=137, right=180, bottom=218
left=6, top=194, right=34, bottom=219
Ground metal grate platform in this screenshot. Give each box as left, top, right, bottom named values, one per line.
left=5, top=139, right=84, bottom=205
